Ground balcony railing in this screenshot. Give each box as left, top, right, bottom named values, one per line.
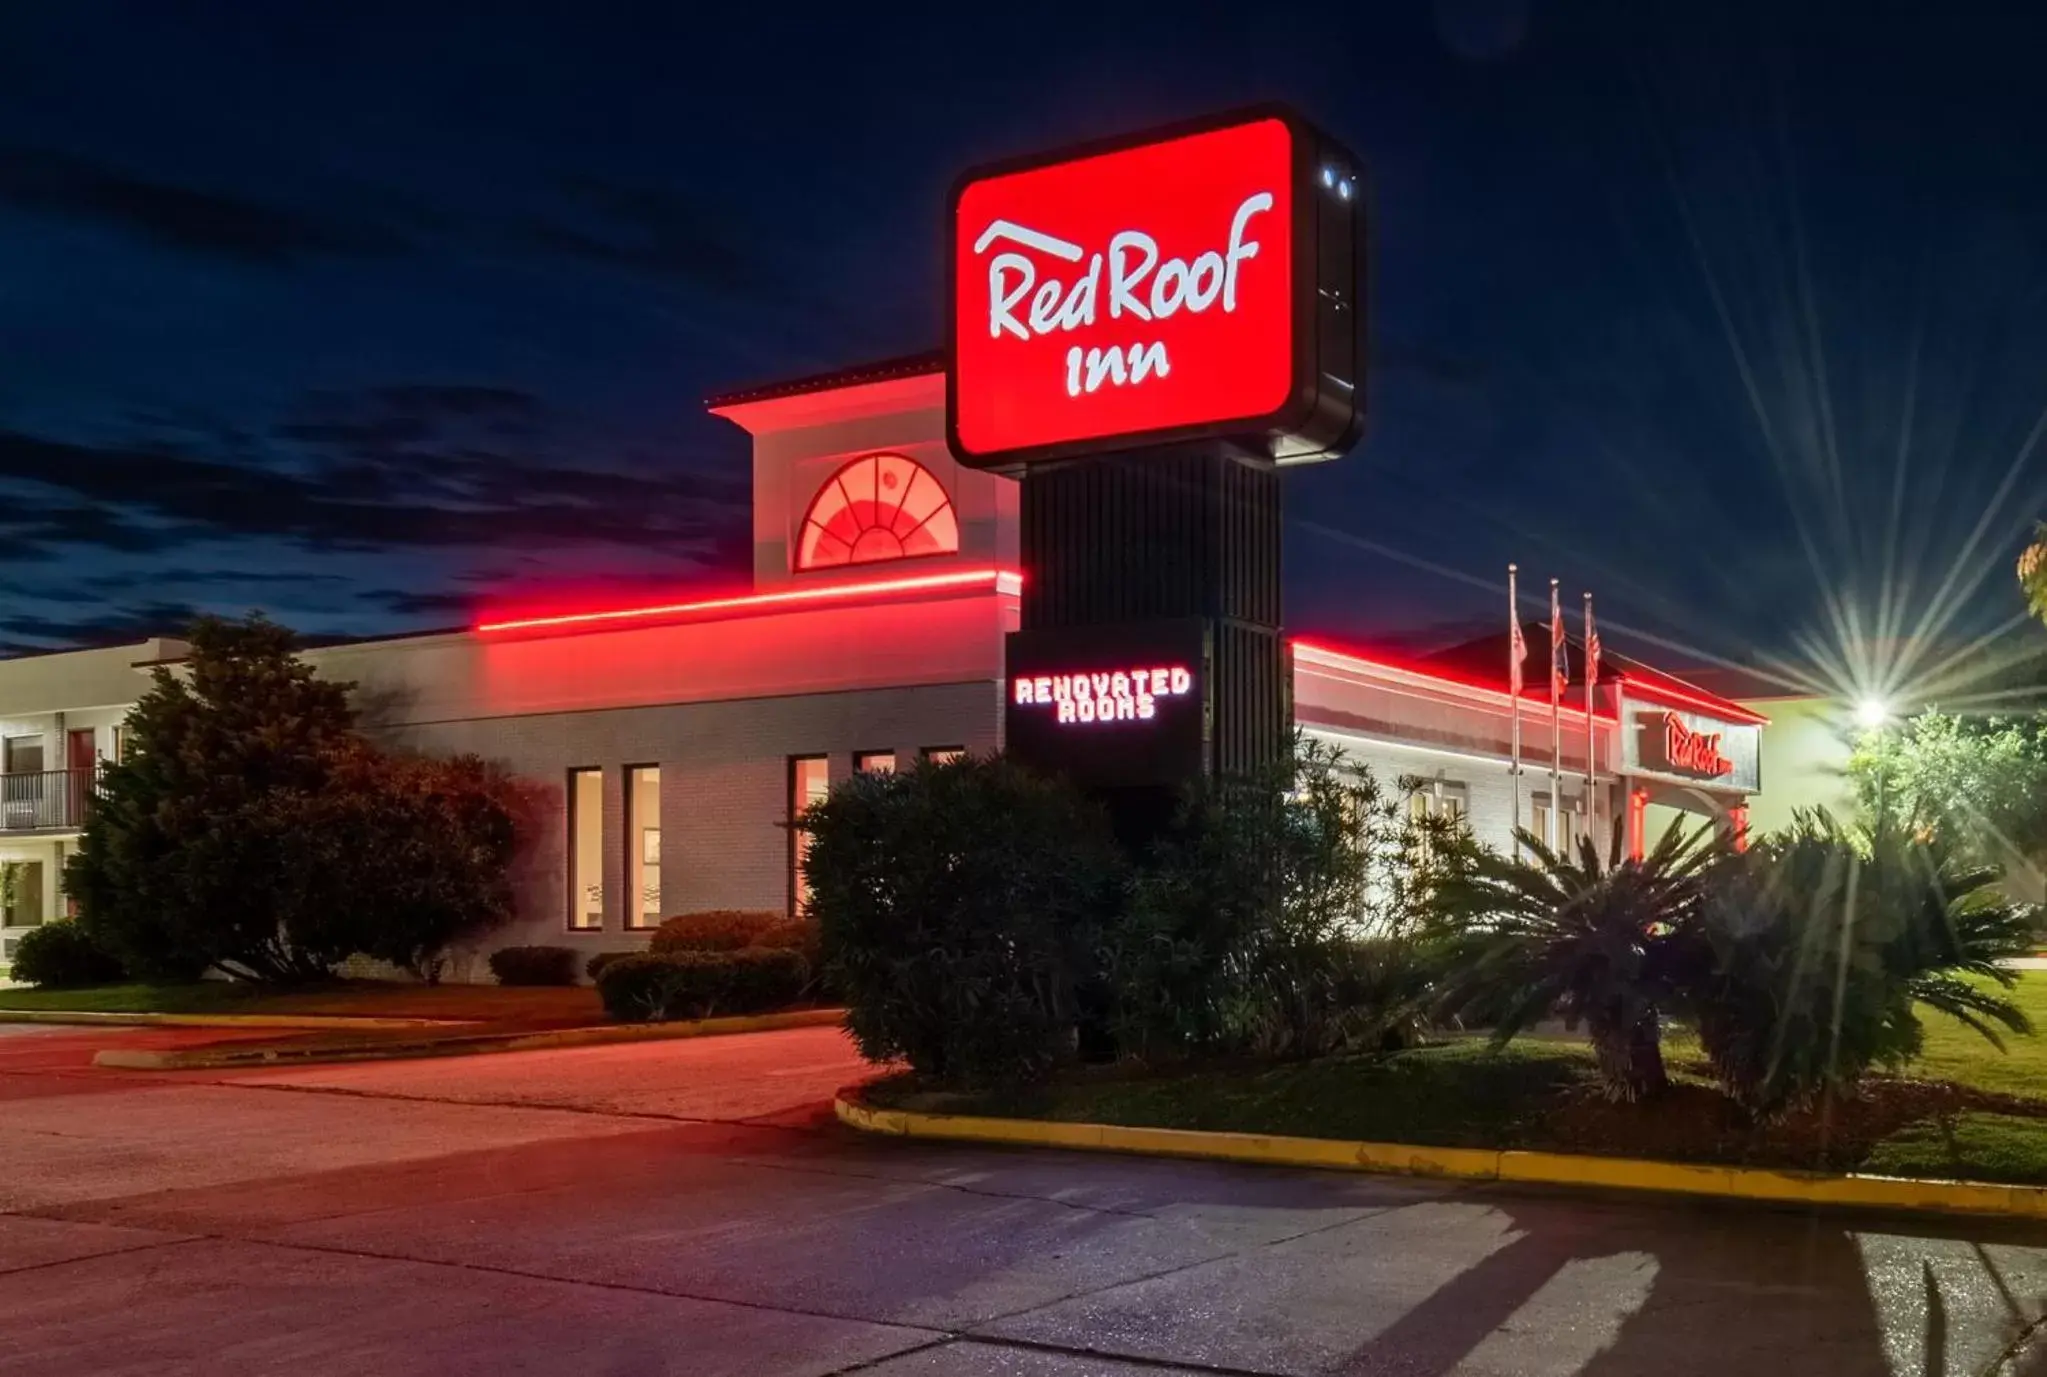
left=0, top=767, right=101, bottom=833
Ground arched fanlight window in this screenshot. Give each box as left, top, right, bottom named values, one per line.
left=796, top=454, right=960, bottom=570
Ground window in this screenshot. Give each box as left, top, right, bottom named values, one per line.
left=922, top=746, right=966, bottom=765
left=854, top=751, right=896, bottom=774
left=789, top=756, right=830, bottom=913
left=3, top=736, right=44, bottom=774
left=626, top=766, right=661, bottom=930
left=796, top=454, right=960, bottom=570
left=567, top=768, right=604, bottom=930
left=2, top=860, right=43, bottom=927
left=1407, top=779, right=1468, bottom=823
left=111, top=725, right=131, bottom=763
left=1530, top=792, right=1578, bottom=852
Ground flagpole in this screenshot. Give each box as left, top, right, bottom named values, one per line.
left=1583, top=591, right=1597, bottom=852
left=1508, top=564, right=1522, bottom=859
left=1550, top=578, right=1564, bottom=854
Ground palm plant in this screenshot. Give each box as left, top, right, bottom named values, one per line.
left=1685, top=809, right=2033, bottom=1113
left=1431, top=821, right=1723, bottom=1101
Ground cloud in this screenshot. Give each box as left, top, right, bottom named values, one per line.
left=0, top=143, right=404, bottom=263
left=0, top=601, right=201, bottom=656
left=0, top=385, right=750, bottom=561
left=355, top=588, right=474, bottom=619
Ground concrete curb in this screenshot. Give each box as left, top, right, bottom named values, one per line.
left=94, top=1007, right=848, bottom=1069
left=833, top=1091, right=2047, bottom=1222
left=0, top=1010, right=463, bottom=1030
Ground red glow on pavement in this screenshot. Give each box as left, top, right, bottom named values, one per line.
left=1290, top=638, right=1613, bottom=720
left=478, top=567, right=1022, bottom=636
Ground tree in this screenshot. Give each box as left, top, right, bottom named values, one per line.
left=1431, top=822, right=1725, bottom=1101
left=284, top=746, right=532, bottom=983
left=65, top=613, right=529, bottom=982
left=1849, top=710, right=2047, bottom=890
left=68, top=614, right=358, bottom=980
left=2021, top=523, right=2047, bottom=626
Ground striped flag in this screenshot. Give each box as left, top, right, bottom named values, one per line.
left=1584, top=597, right=1601, bottom=689
left=1550, top=589, right=1569, bottom=698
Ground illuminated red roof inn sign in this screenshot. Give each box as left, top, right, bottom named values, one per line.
left=950, top=107, right=1364, bottom=470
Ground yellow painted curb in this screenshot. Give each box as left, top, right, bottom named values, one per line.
left=833, top=1092, right=2047, bottom=1222
left=93, top=1006, right=847, bottom=1070
left=0, top=1010, right=461, bottom=1030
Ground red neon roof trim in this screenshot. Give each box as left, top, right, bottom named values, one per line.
left=1290, top=639, right=1614, bottom=720
left=477, top=567, right=1022, bottom=635
left=1614, top=674, right=1769, bottom=726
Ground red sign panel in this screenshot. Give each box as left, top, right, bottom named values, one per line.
left=949, top=107, right=1361, bottom=470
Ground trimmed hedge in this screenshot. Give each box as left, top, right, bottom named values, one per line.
left=8, top=921, right=125, bottom=988
left=648, top=909, right=783, bottom=954
left=488, top=944, right=579, bottom=987
left=585, top=950, right=631, bottom=983
left=595, top=948, right=808, bottom=1023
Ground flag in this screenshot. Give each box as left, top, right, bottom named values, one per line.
left=1584, top=597, right=1601, bottom=690
left=1550, top=588, right=1569, bottom=699
left=1508, top=569, right=1526, bottom=694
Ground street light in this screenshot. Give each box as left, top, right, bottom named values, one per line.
left=1853, top=697, right=1891, bottom=731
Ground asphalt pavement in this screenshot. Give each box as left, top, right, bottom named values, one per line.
left=3, top=1021, right=2046, bottom=1375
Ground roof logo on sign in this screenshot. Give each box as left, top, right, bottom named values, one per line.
left=974, top=193, right=1275, bottom=398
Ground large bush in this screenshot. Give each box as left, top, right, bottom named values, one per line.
left=293, top=747, right=530, bottom=982
left=9, top=921, right=125, bottom=988
left=1682, top=810, right=2033, bottom=1114
left=1106, top=738, right=1445, bottom=1062
left=806, top=754, right=1123, bottom=1086
left=596, top=949, right=808, bottom=1022
left=1430, top=821, right=1723, bottom=1101
left=65, top=614, right=528, bottom=983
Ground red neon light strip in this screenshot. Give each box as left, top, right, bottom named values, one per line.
left=1616, top=674, right=1769, bottom=726
left=1290, top=639, right=1613, bottom=720
left=477, top=567, right=1021, bottom=635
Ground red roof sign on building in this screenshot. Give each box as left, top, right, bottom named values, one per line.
left=948, top=107, right=1364, bottom=471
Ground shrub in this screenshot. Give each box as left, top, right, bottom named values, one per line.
left=9, top=921, right=125, bottom=988
left=1430, top=821, right=1723, bottom=1101
left=595, top=948, right=808, bottom=1022
left=649, top=909, right=783, bottom=954
left=488, top=945, right=579, bottom=987
left=807, top=754, right=1123, bottom=1086
left=1104, top=738, right=1420, bottom=1062
left=1681, top=810, right=2033, bottom=1115
left=585, top=950, right=631, bottom=983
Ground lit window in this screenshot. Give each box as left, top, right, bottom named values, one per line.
left=855, top=751, right=896, bottom=774
left=567, top=768, right=604, bottom=930
left=796, top=454, right=960, bottom=570
left=922, top=747, right=966, bottom=765
left=2, top=860, right=43, bottom=927
left=111, top=725, right=130, bottom=763
left=790, top=756, right=830, bottom=913
left=626, top=766, right=660, bottom=929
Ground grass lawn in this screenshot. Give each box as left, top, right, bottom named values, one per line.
left=0, top=978, right=605, bottom=1025
left=871, top=971, right=2047, bottom=1187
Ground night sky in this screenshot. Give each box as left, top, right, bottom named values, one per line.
left=5, top=2, right=2045, bottom=699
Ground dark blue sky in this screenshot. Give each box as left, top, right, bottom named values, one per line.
left=4, top=1, right=2045, bottom=694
